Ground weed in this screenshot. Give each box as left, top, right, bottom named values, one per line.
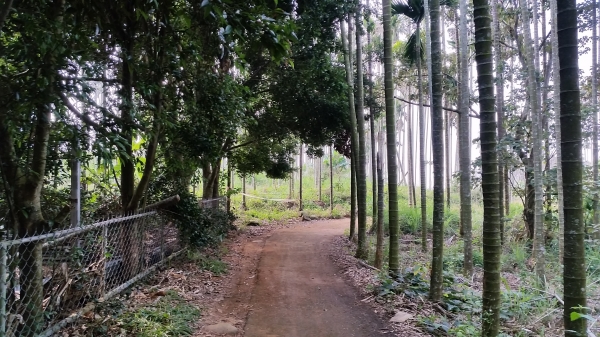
left=199, top=257, right=228, bottom=275
left=448, top=321, right=479, bottom=337
left=121, top=291, right=200, bottom=337
left=187, top=250, right=228, bottom=275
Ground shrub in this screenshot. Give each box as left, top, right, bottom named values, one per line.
left=167, top=192, right=235, bottom=248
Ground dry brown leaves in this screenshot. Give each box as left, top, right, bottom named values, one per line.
left=328, top=235, right=430, bottom=337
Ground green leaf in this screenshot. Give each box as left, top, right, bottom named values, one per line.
left=570, top=311, right=593, bottom=321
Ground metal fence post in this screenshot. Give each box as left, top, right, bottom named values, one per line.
left=101, top=223, right=108, bottom=297
left=0, top=244, right=8, bottom=337
left=160, top=215, right=165, bottom=262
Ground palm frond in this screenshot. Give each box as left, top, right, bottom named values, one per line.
left=402, top=31, right=425, bottom=66
left=391, top=0, right=424, bottom=24
left=440, top=0, right=458, bottom=9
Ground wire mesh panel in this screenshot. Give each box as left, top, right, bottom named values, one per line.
left=199, top=196, right=227, bottom=210
left=0, top=211, right=183, bottom=336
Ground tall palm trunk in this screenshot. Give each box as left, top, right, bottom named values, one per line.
left=330, top=146, right=334, bottom=213
left=458, top=0, right=473, bottom=276
left=472, top=0, right=502, bottom=332
left=441, top=7, right=451, bottom=209
left=299, top=144, right=304, bottom=211
left=444, top=109, right=451, bottom=208
left=519, top=0, right=545, bottom=281
left=242, top=176, right=247, bottom=210
left=492, top=0, right=505, bottom=245
left=541, top=1, right=552, bottom=235
left=318, top=155, right=322, bottom=201
left=550, top=0, right=564, bottom=262
left=592, top=0, right=599, bottom=233
left=341, top=20, right=359, bottom=240
left=408, top=95, right=417, bottom=207
left=367, top=0, right=378, bottom=235
left=354, top=6, right=369, bottom=259
left=556, top=0, right=587, bottom=333
left=375, top=153, right=385, bottom=269
left=428, top=0, right=445, bottom=302
left=382, top=0, right=400, bottom=275
left=416, top=21, right=428, bottom=253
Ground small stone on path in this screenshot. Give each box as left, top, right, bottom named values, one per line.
left=205, top=322, right=239, bottom=335
left=389, top=311, right=413, bottom=323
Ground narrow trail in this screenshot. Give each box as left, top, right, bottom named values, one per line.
left=202, top=219, right=389, bottom=337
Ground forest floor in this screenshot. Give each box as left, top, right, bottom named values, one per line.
left=193, top=218, right=423, bottom=337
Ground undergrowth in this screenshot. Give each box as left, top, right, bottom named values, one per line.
left=121, top=291, right=200, bottom=337
left=88, top=290, right=200, bottom=336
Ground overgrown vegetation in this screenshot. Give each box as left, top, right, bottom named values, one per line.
left=121, top=291, right=200, bottom=337
left=85, top=291, right=201, bottom=337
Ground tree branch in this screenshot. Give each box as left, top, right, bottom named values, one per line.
left=395, top=96, right=480, bottom=118
left=0, top=0, right=14, bottom=32
left=127, top=93, right=162, bottom=211
left=59, top=75, right=121, bottom=84
left=226, top=139, right=258, bottom=152
left=60, top=92, right=148, bottom=133
left=59, top=92, right=103, bottom=129
left=499, top=41, right=518, bottom=51
left=538, top=31, right=551, bottom=52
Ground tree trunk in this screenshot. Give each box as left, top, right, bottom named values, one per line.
left=541, top=0, right=553, bottom=237
left=341, top=20, right=358, bottom=240
left=416, top=22, right=428, bottom=254
left=242, top=176, right=247, bottom=210
left=227, top=160, right=232, bottom=213
left=299, top=144, right=303, bottom=212
left=318, top=154, right=322, bottom=202
left=350, top=155, right=357, bottom=239
left=289, top=174, right=293, bottom=199
left=375, top=153, right=385, bottom=269
left=120, top=42, right=136, bottom=211
left=367, top=0, right=377, bottom=231
left=492, top=0, right=505, bottom=245
left=445, top=110, right=451, bottom=208
left=355, top=6, right=369, bottom=259
left=370, top=116, right=378, bottom=230
left=441, top=9, right=451, bottom=209
left=14, top=108, right=52, bottom=336
left=408, top=97, right=416, bottom=207
left=550, top=0, right=564, bottom=262
left=472, top=0, right=502, bottom=332
left=382, top=0, right=400, bottom=275
left=458, top=0, right=473, bottom=276
left=519, top=0, right=545, bottom=281
left=557, top=0, right=587, bottom=332
left=592, top=0, right=599, bottom=235
left=429, top=0, right=445, bottom=302
left=330, top=146, right=334, bottom=213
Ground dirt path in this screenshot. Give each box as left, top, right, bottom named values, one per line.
left=200, top=219, right=389, bottom=336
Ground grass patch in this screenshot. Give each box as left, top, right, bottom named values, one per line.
left=187, top=249, right=228, bottom=275
left=121, top=291, right=200, bottom=337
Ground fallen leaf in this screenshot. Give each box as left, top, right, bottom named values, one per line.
left=390, top=311, right=413, bottom=323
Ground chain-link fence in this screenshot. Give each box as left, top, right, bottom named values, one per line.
left=199, top=196, right=227, bottom=210
left=0, top=211, right=183, bottom=336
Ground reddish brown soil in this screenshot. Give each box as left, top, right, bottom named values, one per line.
left=198, top=219, right=390, bottom=337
